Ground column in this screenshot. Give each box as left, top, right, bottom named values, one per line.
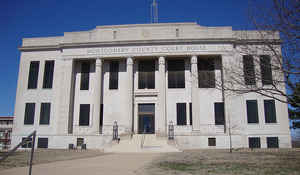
left=127, top=57, right=134, bottom=133
left=191, top=55, right=200, bottom=130
left=158, top=56, right=166, bottom=135
left=94, top=58, right=102, bottom=134
left=56, top=59, right=75, bottom=134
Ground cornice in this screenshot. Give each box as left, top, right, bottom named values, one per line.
left=18, top=38, right=281, bottom=52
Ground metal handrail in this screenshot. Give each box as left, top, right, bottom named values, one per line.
left=140, top=128, right=146, bottom=148
left=0, top=130, right=36, bottom=175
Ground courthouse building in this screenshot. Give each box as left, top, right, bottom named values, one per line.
left=12, top=23, right=291, bottom=149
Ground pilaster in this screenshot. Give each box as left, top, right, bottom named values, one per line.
left=127, top=57, right=134, bottom=133
left=191, top=55, right=200, bottom=130
left=93, top=58, right=103, bottom=134
left=158, top=56, right=166, bottom=135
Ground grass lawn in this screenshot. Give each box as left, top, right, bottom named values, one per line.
left=0, top=149, right=105, bottom=171
left=145, top=149, right=300, bottom=175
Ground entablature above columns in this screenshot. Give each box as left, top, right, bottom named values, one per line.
left=61, top=44, right=233, bottom=60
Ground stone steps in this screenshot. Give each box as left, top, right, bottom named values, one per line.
left=104, top=134, right=180, bottom=153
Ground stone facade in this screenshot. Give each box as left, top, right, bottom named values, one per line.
left=12, top=23, right=291, bottom=149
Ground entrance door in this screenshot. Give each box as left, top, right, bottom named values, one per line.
left=138, top=104, right=155, bottom=134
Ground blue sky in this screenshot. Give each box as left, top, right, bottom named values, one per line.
left=0, top=0, right=257, bottom=116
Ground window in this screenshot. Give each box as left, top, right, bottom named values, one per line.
left=208, top=138, right=216, bottom=146
left=109, top=61, right=119, bottom=89
left=168, top=60, right=185, bottom=88
left=40, top=103, right=51, bottom=125
left=243, top=55, right=256, bottom=85
left=24, top=103, right=35, bottom=125
left=198, top=58, right=215, bottom=88
left=79, top=104, right=90, bottom=126
left=138, top=60, right=155, bottom=89
left=267, top=137, right=279, bottom=148
left=249, top=137, right=261, bottom=148
left=80, top=61, right=90, bottom=90
left=38, top=138, right=48, bottom=148
left=264, top=100, right=277, bottom=123
left=113, top=31, right=117, bottom=39
left=260, top=55, right=273, bottom=85
left=246, top=100, right=259, bottom=123
left=28, top=61, right=39, bottom=89
left=42, top=60, right=55, bottom=88
left=176, top=28, right=179, bottom=37
left=214, top=102, right=225, bottom=125
left=77, top=138, right=84, bottom=147
left=21, top=137, right=32, bottom=148
left=176, top=103, right=186, bottom=125
left=189, top=103, right=193, bottom=125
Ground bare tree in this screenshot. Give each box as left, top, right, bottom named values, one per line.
left=216, top=0, right=300, bottom=106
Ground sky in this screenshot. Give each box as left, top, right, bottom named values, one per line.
left=0, top=0, right=258, bottom=116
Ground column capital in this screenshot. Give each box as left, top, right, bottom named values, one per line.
left=127, top=57, right=133, bottom=65
left=158, top=56, right=165, bottom=65
left=191, top=55, right=198, bottom=64
left=95, top=57, right=103, bottom=66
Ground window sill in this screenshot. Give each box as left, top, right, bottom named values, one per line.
left=168, top=88, right=185, bottom=89
left=264, top=123, right=278, bottom=125
left=198, top=87, right=216, bottom=89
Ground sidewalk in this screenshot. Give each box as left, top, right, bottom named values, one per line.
left=0, top=153, right=159, bottom=175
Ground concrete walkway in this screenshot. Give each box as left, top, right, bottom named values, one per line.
left=0, top=153, right=160, bottom=175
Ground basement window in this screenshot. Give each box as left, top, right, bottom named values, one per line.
left=208, top=138, right=216, bottom=146
left=38, top=138, right=48, bottom=148
left=267, top=137, right=279, bottom=148
left=249, top=137, right=261, bottom=148
left=77, top=138, right=84, bottom=147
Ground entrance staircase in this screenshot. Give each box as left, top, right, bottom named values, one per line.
left=104, top=134, right=180, bottom=153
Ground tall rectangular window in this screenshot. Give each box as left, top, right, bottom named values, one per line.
left=37, top=138, right=48, bottom=148
left=260, top=55, right=273, bottom=85
left=176, top=103, right=186, bottom=125
left=24, top=103, right=35, bottom=125
left=243, top=55, right=256, bottom=85
left=138, top=60, right=155, bottom=89
left=42, top=60, right=55, bottom=88
left=79, top=104, right=90, bottom=126
left=214, top=102, right=225, bottom=125
left=28, top=61, right=39, bottom=89
left=246, top=100, right=259, bottom=123
left=40, top=103, right=51, bottom=125
left=267, top=137, right=279, bottom=148
left=80, top=61, right=90, bottom=90
left=109, top=61, right=119, bottom=89
left=198, top=58, right=215, bottom=88
left=249, top=137, right=261, bottom=148
left=264, top=100, right=277, bottom=123
left=168, top=60, right=185, bottom=88
left=189, top=103, right=193, bottom=125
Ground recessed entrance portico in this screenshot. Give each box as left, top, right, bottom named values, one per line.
left=138, top=103, right=155, bottom=134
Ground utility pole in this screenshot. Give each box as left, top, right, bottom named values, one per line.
left=150, top=0, right=158, bottom=23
